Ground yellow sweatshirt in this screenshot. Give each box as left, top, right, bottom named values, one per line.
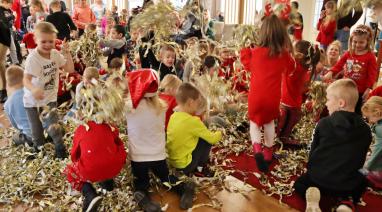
left=166, top=112, right=222, bottom=169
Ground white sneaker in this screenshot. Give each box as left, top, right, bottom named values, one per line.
left=305, top=187, right=321, bottom=212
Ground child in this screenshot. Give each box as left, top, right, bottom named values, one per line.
left=315, top=40, right=342, bottom=81
left=166, top=82, right=222, bottom=177
left=99, top=24, right=126, bottom=68
left=23, top=21, right=74, bottom=158
left=26, top=0, right=46, bottom=32
left=218, top=46, right=235, bottom=80
left=126, top=70, right=195, bottom=211
left=294, top=79, right=371, bottom=211
left=64, top=75, right=127, bottom=212
left=72, top=0, right=96, bottom=37
left=240, top=14, right=294, bottom=172
left=111, top=5, right=119, bottom=24
left=316, top=0, right=336, bottom=50
left=362, top=96, right=382, bottom=190
left=0, top=0, right=17, bottom=103
left=46, top=0, right=77, bottom=41
left=278, top=40, right=321, bottom=146
left=159, top=74, right=182, bottom=129
left=4, top=65, right=32, bottom=146
left=324, top=25, right=378, bottom=114
left=75, top=67, right=99, bottom=107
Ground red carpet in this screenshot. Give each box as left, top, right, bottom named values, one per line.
left=227, top=152, right=382, bottom=212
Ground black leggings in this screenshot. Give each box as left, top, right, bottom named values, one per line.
left=180, top=138, right=212, bottom=176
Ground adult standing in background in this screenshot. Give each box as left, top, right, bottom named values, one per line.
left=20, top=0, right=29, bottom=32
left=90, top=0, right=105, bottom=21
left=72, top=0, right=96, bottom=37
left=322, top=0, right=363, bottom=50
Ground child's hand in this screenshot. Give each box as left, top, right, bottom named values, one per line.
left=32, top=87, right=44, bottom=100
left=362, top=88, right=371, bottom=102
left=322, top=71, right=333, bottom=81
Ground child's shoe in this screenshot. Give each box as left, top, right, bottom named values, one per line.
left=254, top=153, right=268, bottom=173
left=263, top=146, right=273, bottom=162
left=179, top=181, right=195, bottom=210
left=99, top=179, right=115, bottom=191
left=133, top=191, right=161, bottom=212
left=335, top=199, right=355, bottom=212
left=82, top=183, right=102, bottom=212
left=305, top=187, right=321, bottom=212
left=194, top=166, right=215, bottom=178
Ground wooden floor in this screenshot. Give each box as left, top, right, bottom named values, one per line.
left=0, top=105, right=298, bottom=212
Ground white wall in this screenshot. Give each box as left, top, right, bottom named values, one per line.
left=298, top=0, right=318, bottom=43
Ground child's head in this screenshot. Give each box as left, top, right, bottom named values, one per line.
left=83, top=67, right=99, bottom=88
left=199, top=41, right=210, bottom=59
left=324, top=0, right=336, bottom=15
left=204, top=55, right=219, bottom=74
left=0, top=0, right=13, bottom=9
left=349, top=25, right=373, bottom=54
left=159, top=44, right=176, bottom=67
left=259, top=14, right=293, bottom=56
left=111, top=5, right=118, bottom=13
left=159, top=74, right=182, bottom=96
left=291, top=1, right=299, bottom=10
left=294, top=40, right=321, bottom=70
left=34, top=22, right=58, bottom=55
left=110, top=24, right=125, bottom=40
left=175, top=82, right=202, bottom=114
left=85, top=23, right=97, bottom=33
left=362, top=96, right=382, bottom=124
left=326, top=40, right=342, bottom=61
left=219, top=46, right=232, bottom=61
left=108, top=57, right=123, bottom=72
left=30, top=0, right=44, bottom=12
left=130, top=28, right=139, bottom=41
left=326, top=79, right=359, bottom=115
left=49, top=0, right=61, bottom=12
left=5, top=65, right=23, bottom=89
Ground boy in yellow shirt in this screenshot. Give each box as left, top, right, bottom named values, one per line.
left=166, top=82, right=222, bottom=177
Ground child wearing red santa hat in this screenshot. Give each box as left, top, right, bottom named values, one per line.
left=126, top=69, right=195, bottom=212
left=64, top=79, right=127, bottom=212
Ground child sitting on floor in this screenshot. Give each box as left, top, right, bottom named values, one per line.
left=159, top=74, right=182, bottom=130
left=166, top=82, right=222, bottom=177
left=4, top=65, right=32, bottom=146
left=126, top=69, right=195, bottom=212
left=99, top=24, right=126, bottom=68
left=362, top=96, right=382, bottom=190
left=294, top=79, right=372, bottom=211
left=64, top=74, right=127, bottom=212
left=278, top=40, right=321, bottom=146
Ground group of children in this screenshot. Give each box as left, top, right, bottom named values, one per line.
left=1, top=1, right=382, bottom=212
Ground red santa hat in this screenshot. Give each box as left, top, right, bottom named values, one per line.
left=126, top=69, right=159, bottom=109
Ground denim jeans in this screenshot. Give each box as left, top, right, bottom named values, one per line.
left=376, top=31, right=382, bottom=52
left=336, top=29, right=350, bottom=51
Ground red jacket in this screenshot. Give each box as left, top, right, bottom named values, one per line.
left=71, top=121, right=127, bottom=182
left=281, top=63, right=310, bottom=108
left=331, top=51, right=378, bottom=93
left=316, top=19, right=336, bottom=46
left=369, top=86, right=382, bottom=98
left=159, top=93, right=177, bottom=130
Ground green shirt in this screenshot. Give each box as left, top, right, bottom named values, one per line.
left=166, top=112, right=222, bottom=169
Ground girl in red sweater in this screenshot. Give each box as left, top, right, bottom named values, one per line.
left=159, top=74, right=182, bottom=130
left=316, top=0, right=337, bottom=50
left=324, top=24, right=378, bottom=114
left=64, top=79, right=127, bottom=212
left=278, top=40, right=321, bottom=146
left=240, top=14, right=294, bottom=173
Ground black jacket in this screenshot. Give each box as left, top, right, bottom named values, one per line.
left=0, top=6, right=13, bottom=47
left=308, top=111, right=372, bottom=191
left=46, top=12, right=77, bottom=40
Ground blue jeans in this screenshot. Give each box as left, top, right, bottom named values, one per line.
left=336, top=29, right=350, bottom=51
left=376, top=31, right=382, bottom=52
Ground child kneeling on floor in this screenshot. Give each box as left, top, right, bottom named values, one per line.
left=166, top=82, right=222, bottom=177
left=126, top=69, right=195, bottom=212
left=64, top=77, right=127, bottom=212
left=362, top=96, right=382, bottom=190
left=294, top=79, right=372, bottom=211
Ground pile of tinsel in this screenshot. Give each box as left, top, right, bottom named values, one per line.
left=69, top=31, right=101, bottom=68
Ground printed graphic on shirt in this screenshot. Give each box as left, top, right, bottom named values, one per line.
left=42, top=62, right=57, bottom=91
left=344, top=59, right=365, bottom=81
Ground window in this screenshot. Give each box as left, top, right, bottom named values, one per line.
left=220, top=0, right=263, bottom=24
left=128, top=0, right=144, bottom=11
left=313, top=0, right=324, bottom=29
left=243, top=0, right=263, bottom=24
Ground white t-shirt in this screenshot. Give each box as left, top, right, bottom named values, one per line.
left=23, top=49, right=66, bottom=108
left=126, top=99, right=167, bottom=162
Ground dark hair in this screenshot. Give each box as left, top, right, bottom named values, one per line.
left=113, top=24, right=126, bottom=36
left=295, top=40, right=321, bottom=80
left=176, top=82, right=201, bottom=105
left=291, top=1, right=299, bottom=9
left=109, top=57, right=123, bottom=69
left=259, top=15, right=293, bottom=56
left=204, top=55, right=218, bottom=69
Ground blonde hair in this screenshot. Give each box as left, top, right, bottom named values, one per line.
left=49, top=0, right=61, bottom=9
left=326, top=79, right=359, bottom=109
left=6, top=65, right=24, bottom=87
left=83, top=67, right=99, bottom=80
left=159, top=75, right=182, bottom=94
left=327, top=40, right=342, bottom=54
left=34, top=21, right=58, bottom=34
left=1, top=0, right=13, bottom=4
left=348, top=25, right=373, bottom=54
left=176, top=82, right=201, bottom=105
left=324, top=1, right=337, bottom=25
left=362, top=96, right=382, bottom=118
left=30, top=0, right=44, bottom=12
left=145, top=96, right=167, bottom=114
